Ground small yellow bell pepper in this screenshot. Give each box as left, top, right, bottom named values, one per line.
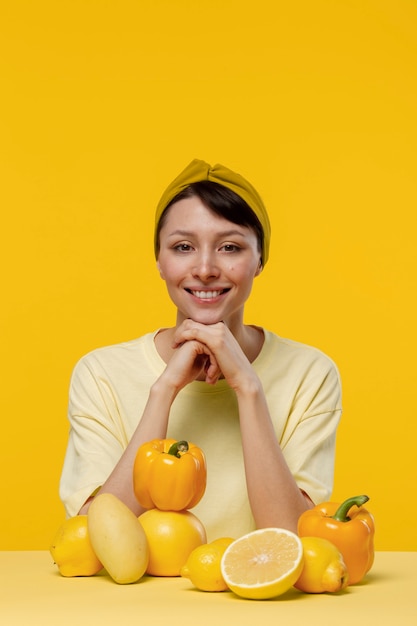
left=298, top=495, right=375, bottom=585
left=133, top=438, right=207, bottom=511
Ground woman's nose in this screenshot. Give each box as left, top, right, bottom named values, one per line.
left=191, top=252, right=220, bottom=280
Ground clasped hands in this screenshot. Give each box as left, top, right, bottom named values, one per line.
left=162, top=319, right=253, bottom=391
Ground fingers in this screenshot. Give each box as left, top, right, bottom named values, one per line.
left=172, top=319, right=226, bottom=350
left=203, top=350, right=222, bottom=385
left=167, top=337, right=222, bottom=386
left=171, top=319, right=255, bottom=391
left=195, top=342, right=222, bottom=385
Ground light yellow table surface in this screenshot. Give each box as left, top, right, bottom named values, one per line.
left=1, top=551, right=415, bottom=625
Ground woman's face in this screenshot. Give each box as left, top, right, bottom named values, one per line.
left=157, top=196, right=262, bottom=328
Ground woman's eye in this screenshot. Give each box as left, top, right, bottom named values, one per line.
left=221, top=244, right=240, bottom=252
left=174, top=243, right=192, bottom=252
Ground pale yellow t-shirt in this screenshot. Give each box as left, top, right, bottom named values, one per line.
left=59, top=329, right=342, bottom=540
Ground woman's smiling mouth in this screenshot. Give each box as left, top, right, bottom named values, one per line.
left=186, top=288, right=230, bottom=300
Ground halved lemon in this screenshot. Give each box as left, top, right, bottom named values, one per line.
left=220, top=527, right=304, bottom=599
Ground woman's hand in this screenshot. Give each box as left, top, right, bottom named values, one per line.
left=160, top=335, right=222, bottom=389
left=171, top=319, right=257, bottom=391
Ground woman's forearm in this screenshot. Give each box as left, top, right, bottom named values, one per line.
left=236, top=379, right=312, bottom=533
left=78, top=380, right=178, bottom=515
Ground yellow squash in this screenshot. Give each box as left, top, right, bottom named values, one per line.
left=87, top=493, right=149, bottom=584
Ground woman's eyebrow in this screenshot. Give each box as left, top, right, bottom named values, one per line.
left=166, top=228, right=247, bottom=238
left=166, top=229, right=193, bottom=238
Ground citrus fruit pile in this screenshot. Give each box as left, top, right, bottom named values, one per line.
left=50, top=511, right=349, bottom=597
left=180, top=527, right=350, bottom=598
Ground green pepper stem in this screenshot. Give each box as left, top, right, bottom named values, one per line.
left=332, top=495, right=370, bottom=522
left=167, top=440, right=189, bottom=458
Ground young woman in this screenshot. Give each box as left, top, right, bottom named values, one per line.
left=59, top=159, right=342, bottom=539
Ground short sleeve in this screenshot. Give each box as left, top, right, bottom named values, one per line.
left=279, top=359, right=342, bottom=504
left=59, top=356, right=130, bottom=517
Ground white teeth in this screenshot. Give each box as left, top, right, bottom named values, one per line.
left=192, top=290, right=222, bottom=299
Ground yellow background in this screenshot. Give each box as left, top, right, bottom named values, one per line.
left=1, top=0, right=416, bottom=550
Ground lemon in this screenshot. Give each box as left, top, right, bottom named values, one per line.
left=220, top=528, right=304, bottom=600
left=50, top=515, right=102, bottom=577
left=180, top=537, right=235, bottom=591
left=294, top=536, right=349, bottom=593
left=138, top=509, right=207, bottom=576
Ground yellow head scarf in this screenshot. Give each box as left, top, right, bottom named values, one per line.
left=154, top=159, right=271, bottom=265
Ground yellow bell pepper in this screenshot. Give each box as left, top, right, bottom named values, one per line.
left=298, top=495, right=375, bottom=585
left=133, top=438, right=207, bottom=511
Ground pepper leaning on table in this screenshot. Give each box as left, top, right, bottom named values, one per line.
left=298, top=495, right=375, bottom=585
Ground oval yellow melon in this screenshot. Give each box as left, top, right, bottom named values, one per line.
left=87, top=493, right=149, bottom=584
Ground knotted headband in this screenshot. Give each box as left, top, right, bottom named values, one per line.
left=154, top=159, right=271, bottom=265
